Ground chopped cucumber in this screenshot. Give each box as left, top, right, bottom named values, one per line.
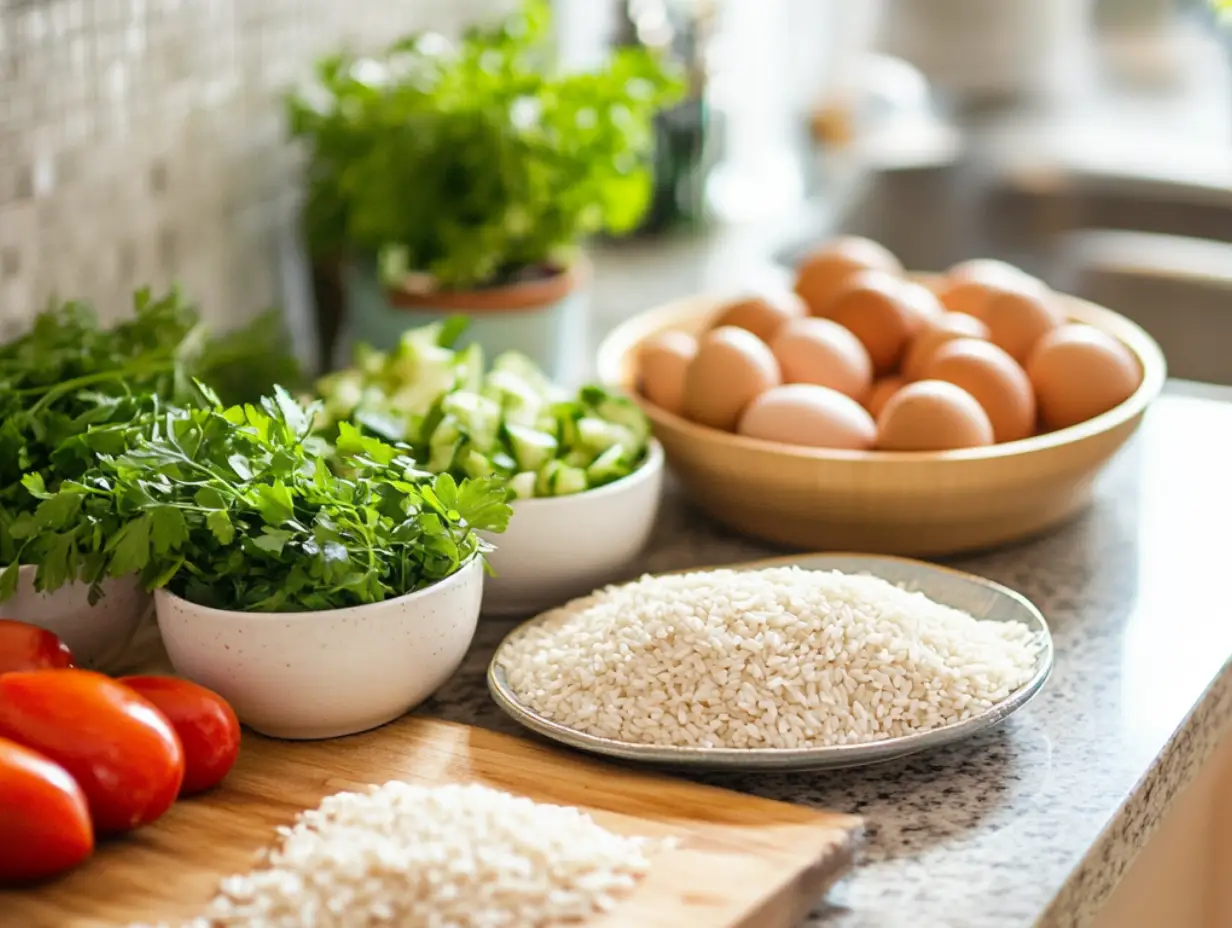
left=427, top=416, right=463, bottom=472
left=508, top=471, right=537, bottom=500
left=506, top=423, right=558, bottom=472
left=455, top=343, right=484, bottom=393
left=553, top=464, right=589, bottom=496
left=562, top=448, right=597, bottom=470
left=587, top=445, right=629, bottom=486
left=460, top=448, right=494, bottom=478
left=490, top=450, right=518, bottom=473
left=484, top=369, right=544, bottom=427
left=492, top=350, right=556, bottom=398
left=535, top=460, right=588, bottom=497
left=441, top=391, right=501, bottom=452
left=315, top=320, right=652, bottom=499
left=577, top=417, right=637, bottom=457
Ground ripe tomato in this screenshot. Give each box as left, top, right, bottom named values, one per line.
left=0, top=737, right=93, bottom=883
left=119, top=676, right=240, bottom=795
left=0, top=619, right=75, bottom=675
left=0, top=670, right=184, bottom=835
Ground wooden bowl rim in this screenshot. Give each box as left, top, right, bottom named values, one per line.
left=595, top=281, right=1167, bottom=464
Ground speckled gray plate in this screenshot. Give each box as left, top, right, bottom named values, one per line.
left=487, top=553, right=1054, bottom=771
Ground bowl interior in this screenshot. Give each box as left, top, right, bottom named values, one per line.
left=596, top=283, right=1167, bottom=463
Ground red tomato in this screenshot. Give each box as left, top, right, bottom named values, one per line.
left=119, top=676, right=240, bottom=795
left=0, top=619, right=75, bottom=675
left=0, top=737, right=93, bottom=883
left=0, top=670, right=184, bottom=835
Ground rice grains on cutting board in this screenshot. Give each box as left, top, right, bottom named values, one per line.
left=500, top=567, right=1041, bottom=750
left=133, top=783, right=667, bottom=928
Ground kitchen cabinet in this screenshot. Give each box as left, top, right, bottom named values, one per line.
left=1093, top=725, right=1232, bottom=928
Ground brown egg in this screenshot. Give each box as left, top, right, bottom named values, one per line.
left=876, top=380, right=995, bottom=452
left=828, top=271, right=933, bottom=375
left=711, top=291, right=806, bottom=343
left=769, top=317, right=873, bottom=402
left=1026, top=324, right=1142, bottom=431
left=793, top=236, right=903, bottom=317
left=637, top=331, right=698, bottom=416
left=682, top=326, right=781, bottom=431
left=899, top=280, right=946, bottom=330
left=981, top=288, right=1065, bottom=364
left=738, top=384, right=876, bottom=451
left=935, top=261, right=1044, bottom=320
left=902, top=312, right=990, bottom=381
left=923, top=339, right=1036, bottom=443
left=947, top=258, right=1034, bottom=286
left=865, top=376, right=905, bottom=419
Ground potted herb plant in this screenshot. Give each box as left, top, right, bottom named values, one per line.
left=286, top=0, right=683, bottom=380
left=37, top=387, right=511, bottom=739
left=0, top=290, right=300, bottom=669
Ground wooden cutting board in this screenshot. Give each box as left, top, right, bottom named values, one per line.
left=1, top=717, right=862, bottom=928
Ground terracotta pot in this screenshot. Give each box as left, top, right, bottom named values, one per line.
left=340, top=257, right=590, bottom=381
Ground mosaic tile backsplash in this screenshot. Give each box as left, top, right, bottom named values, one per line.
left=0, top=0, right=502, bottom=345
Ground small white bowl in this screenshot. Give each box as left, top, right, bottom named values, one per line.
left=9, top=567, right=150, bottom=671
left=481, top=441, right=664, bottom=618
left=154, top=558, right=484, bottom=740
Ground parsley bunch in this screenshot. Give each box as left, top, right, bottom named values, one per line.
left=19, top=387, right=511, bottom=613
left=0, top=288, right=302, bottom=598
left=286, top=0, right=684, bottom=288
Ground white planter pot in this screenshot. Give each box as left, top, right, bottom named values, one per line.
left=154, top=558, right=483, bottom=740
left=8, top=567, right=150, bottom=671
left=479, top=441, right=665, bottom=618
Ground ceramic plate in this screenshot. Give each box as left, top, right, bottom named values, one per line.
left=487, top=553, right=1054, bottom=771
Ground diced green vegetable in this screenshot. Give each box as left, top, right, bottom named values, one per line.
left=562, top=448, right=596, bottom=470
left=314, top=319, right=652, bottom=499
left=552, top=464, right=589, bottom=496
left=460, top=448, right=494, bottom=478
left=587, top=445, right=629, bottom=486
left=508, top=471, right=537, bottom=500
left=534, top=460, right=588, bottom=497
left=506, top=423, right=559, bottom=472
left=427, top=416, right=463, bottom=472
left=441, top=391, right=502, bottom=452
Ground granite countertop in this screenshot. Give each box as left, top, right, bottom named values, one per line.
left=425, top=385, right=1232, bottom=928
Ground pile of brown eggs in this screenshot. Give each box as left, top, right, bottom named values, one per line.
left=636, top=237, right=1144, bottom=453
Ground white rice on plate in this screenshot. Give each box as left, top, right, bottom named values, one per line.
left=499, top=567, right=1042, bottom=750
left=134, top=783, right=664, bottom=928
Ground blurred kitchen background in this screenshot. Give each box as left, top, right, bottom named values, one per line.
left=1, top=0, right=1230, bottom=384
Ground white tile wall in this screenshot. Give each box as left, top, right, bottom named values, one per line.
left=0, top=0, right=504, bottom=336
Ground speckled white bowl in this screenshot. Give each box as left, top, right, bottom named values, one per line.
left=480, top=441, right=664, bottom=618
left=153, top=558, right=484, bottom=740
left=9, top=567, right=151, bottom=671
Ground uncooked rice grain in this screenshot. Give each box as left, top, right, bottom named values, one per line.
left=500, top=567, right=1042, bottom=749
left=135, top=782, right=664, bottom=928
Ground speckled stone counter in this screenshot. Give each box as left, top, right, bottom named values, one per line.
left=423, top=388, right=1232, bottom=928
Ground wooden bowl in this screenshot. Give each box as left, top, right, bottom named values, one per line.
left=595, top=287, right=1167, bottom=556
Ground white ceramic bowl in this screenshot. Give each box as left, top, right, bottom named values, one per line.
left=480, top=441, right=665, bottom=618
left=154, top=558, right=484, bottom=740
left=8, top=567, right=150, bottom=671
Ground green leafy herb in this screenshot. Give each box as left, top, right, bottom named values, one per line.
left=286, top=0, right=684, bottom=287
left=0, top=289, right=304, bottom=599
left=32, top=388, right=511, bottom=613
left=316, top=320, right=651, bottom=499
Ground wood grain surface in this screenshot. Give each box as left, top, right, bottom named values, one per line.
left=0, top=716, right=862, bottom=928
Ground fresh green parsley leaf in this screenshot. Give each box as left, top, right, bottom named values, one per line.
left=106, top=515, right=151, bottom=578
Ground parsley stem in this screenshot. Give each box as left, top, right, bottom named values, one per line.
left=22, top=358, right=177, bottom=412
